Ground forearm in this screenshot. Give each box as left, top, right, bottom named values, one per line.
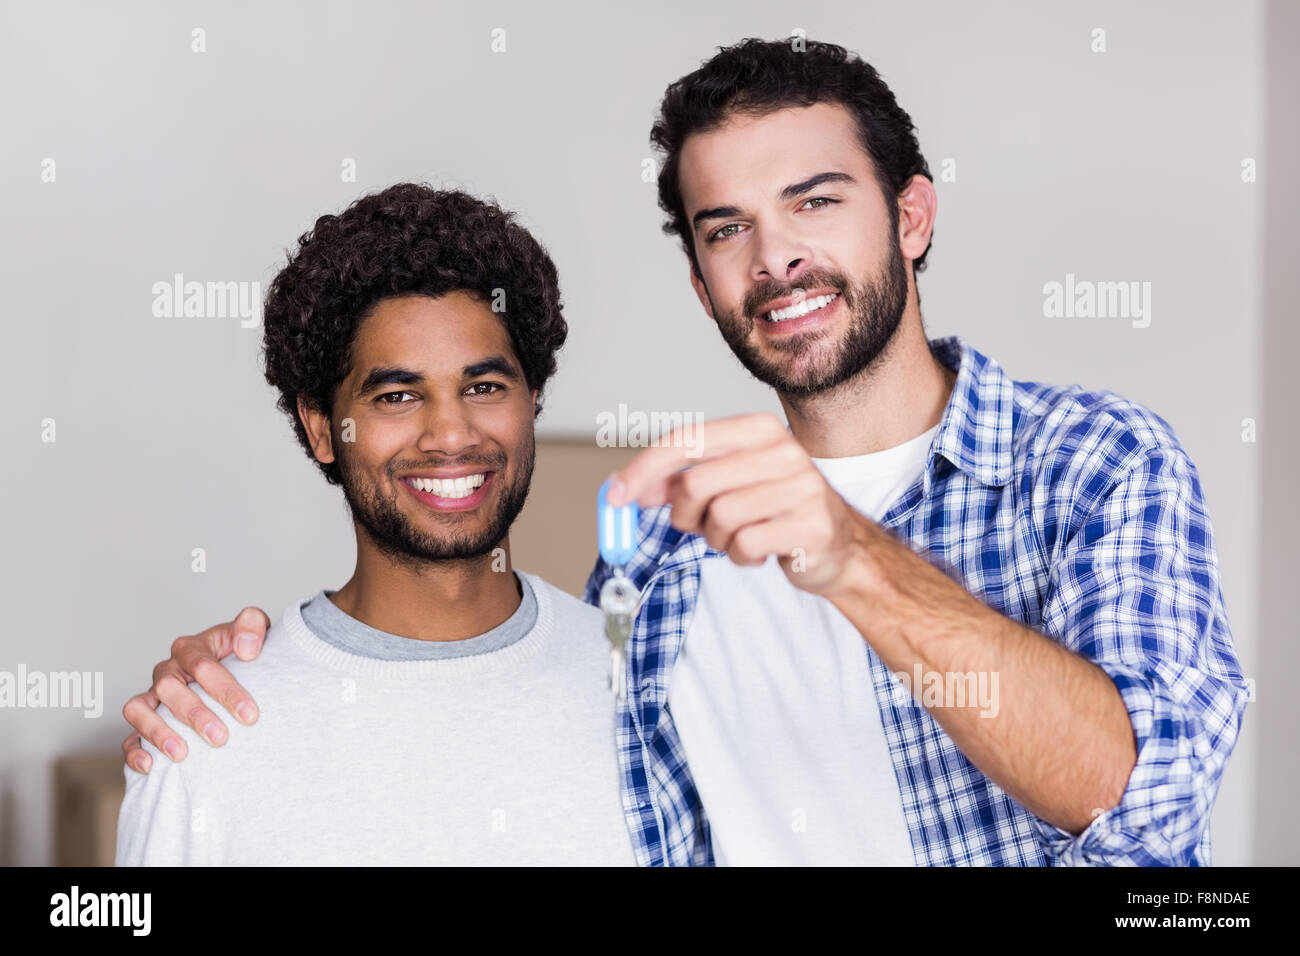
left=827, top=519, right=1137, bottom=834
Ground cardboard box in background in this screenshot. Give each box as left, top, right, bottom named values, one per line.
left=55, top=754, right=125, bottom=867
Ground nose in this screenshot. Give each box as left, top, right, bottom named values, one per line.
left=750, top=221, right=815, bottom=288
left=415, top=396, right=481, bottom=459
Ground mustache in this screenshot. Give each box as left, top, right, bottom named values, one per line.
left=390, top=456, right=507, bottom=474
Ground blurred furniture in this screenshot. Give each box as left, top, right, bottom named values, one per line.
left=54, top=754, right=126, bottom=866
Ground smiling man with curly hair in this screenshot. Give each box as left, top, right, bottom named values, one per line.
left=115, top=183, right=637, bottom=865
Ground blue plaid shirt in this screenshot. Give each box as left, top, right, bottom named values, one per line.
left=582, top=335, right=1249, bottom=866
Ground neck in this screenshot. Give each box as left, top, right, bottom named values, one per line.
left=329, top=534, right=522, bottom=642
left=779, top=297, right=957, bottom=459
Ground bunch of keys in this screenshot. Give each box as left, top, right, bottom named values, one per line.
left=597, top=479, right=641, bottom=700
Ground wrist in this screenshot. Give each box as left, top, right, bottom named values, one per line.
left=823, top=512, right=886, bottom=610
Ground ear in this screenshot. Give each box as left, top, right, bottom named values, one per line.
left=297, top=395, right=336, bottom=466
left=530, top=388, right=538, bottom=416
left=688, top=261, right=716, bottom=320
left=896, top=174, right=937, bottom=267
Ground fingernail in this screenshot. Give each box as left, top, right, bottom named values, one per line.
left=236, top=701, right=257, bottom=724
left=204, top=721, right=226, bottom=745
left=608, top=480, right=626, bottom=506
left=235, top=633, right=258, bottom=657
left=136, top=754, right=152, bottom=772
left=162, top=738, right=179, bottom=759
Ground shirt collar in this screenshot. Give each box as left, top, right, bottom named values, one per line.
left=925, top=335, right=1016, bottom=489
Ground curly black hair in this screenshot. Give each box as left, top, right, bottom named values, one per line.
left=261, top=183, right=567, bottom=485
left=651, top=38, right=933, bottom=279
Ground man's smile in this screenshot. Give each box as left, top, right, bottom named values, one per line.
left=400, top=471, right=495, bottom=511
left=755, top=290, right=842, bottom=335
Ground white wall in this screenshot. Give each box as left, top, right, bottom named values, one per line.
left=1254, top=0, right=1299, bottom=867
left=0, top=0, right=1282, bottom=865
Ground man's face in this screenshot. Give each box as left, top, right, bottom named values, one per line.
left=309, top=292, right=536, bottom=566
left=679, top=102, right=910, bottom=395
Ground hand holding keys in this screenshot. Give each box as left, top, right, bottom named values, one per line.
left=597, top=479, right=641, bottom=699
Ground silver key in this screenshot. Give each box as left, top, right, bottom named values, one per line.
left=600, top=570, right=639, bottom=699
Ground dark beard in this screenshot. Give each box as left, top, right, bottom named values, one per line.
left=334, top=434, right=535, bottom=569
left=712, top=238, right=910, bottom=397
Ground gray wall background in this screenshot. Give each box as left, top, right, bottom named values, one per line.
left=1, top=0, right=1293, bottom=866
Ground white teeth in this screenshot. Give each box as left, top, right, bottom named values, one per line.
left=766, top=293, right=838, bottom=322
left=408, top=474, right=486, bottom=498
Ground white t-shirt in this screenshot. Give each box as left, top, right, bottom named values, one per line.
left=667, top=424, right=940, bottom=865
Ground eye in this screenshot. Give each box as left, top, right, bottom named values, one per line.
left=802, top=196, right=838, bottom=210
left=466, top=381, right=505, bottom=396
left=707, top=222, right=744, bottom=244
left=377, top=390, right=418, bottom=404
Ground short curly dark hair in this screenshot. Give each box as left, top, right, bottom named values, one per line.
left=261, top=183, right=567, bottom=485
left=651, top=38, right=933, bottom=279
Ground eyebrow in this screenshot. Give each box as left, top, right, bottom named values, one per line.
left=462, top=355, right=523, bottom=381
left=358, top=366, right=423, bottom=395
left=356, top=355, right=523, bottom=395
left=691, top=170, right=859, bottom=232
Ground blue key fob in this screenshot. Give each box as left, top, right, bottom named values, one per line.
left=597, top=479, right=640, bottom=567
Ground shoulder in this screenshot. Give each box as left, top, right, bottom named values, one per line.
left=517, top=571, right=609, bottom=668
left=1000, top=378, right=1212, bottom=563
left=1009, top=376, right=1196, bottom=493
left=134, top=602, right=312, bottom=776
left=521, top=571, right=603, bottom=629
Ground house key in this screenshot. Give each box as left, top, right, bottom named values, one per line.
left=597, top=479, right=640, bottom=699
